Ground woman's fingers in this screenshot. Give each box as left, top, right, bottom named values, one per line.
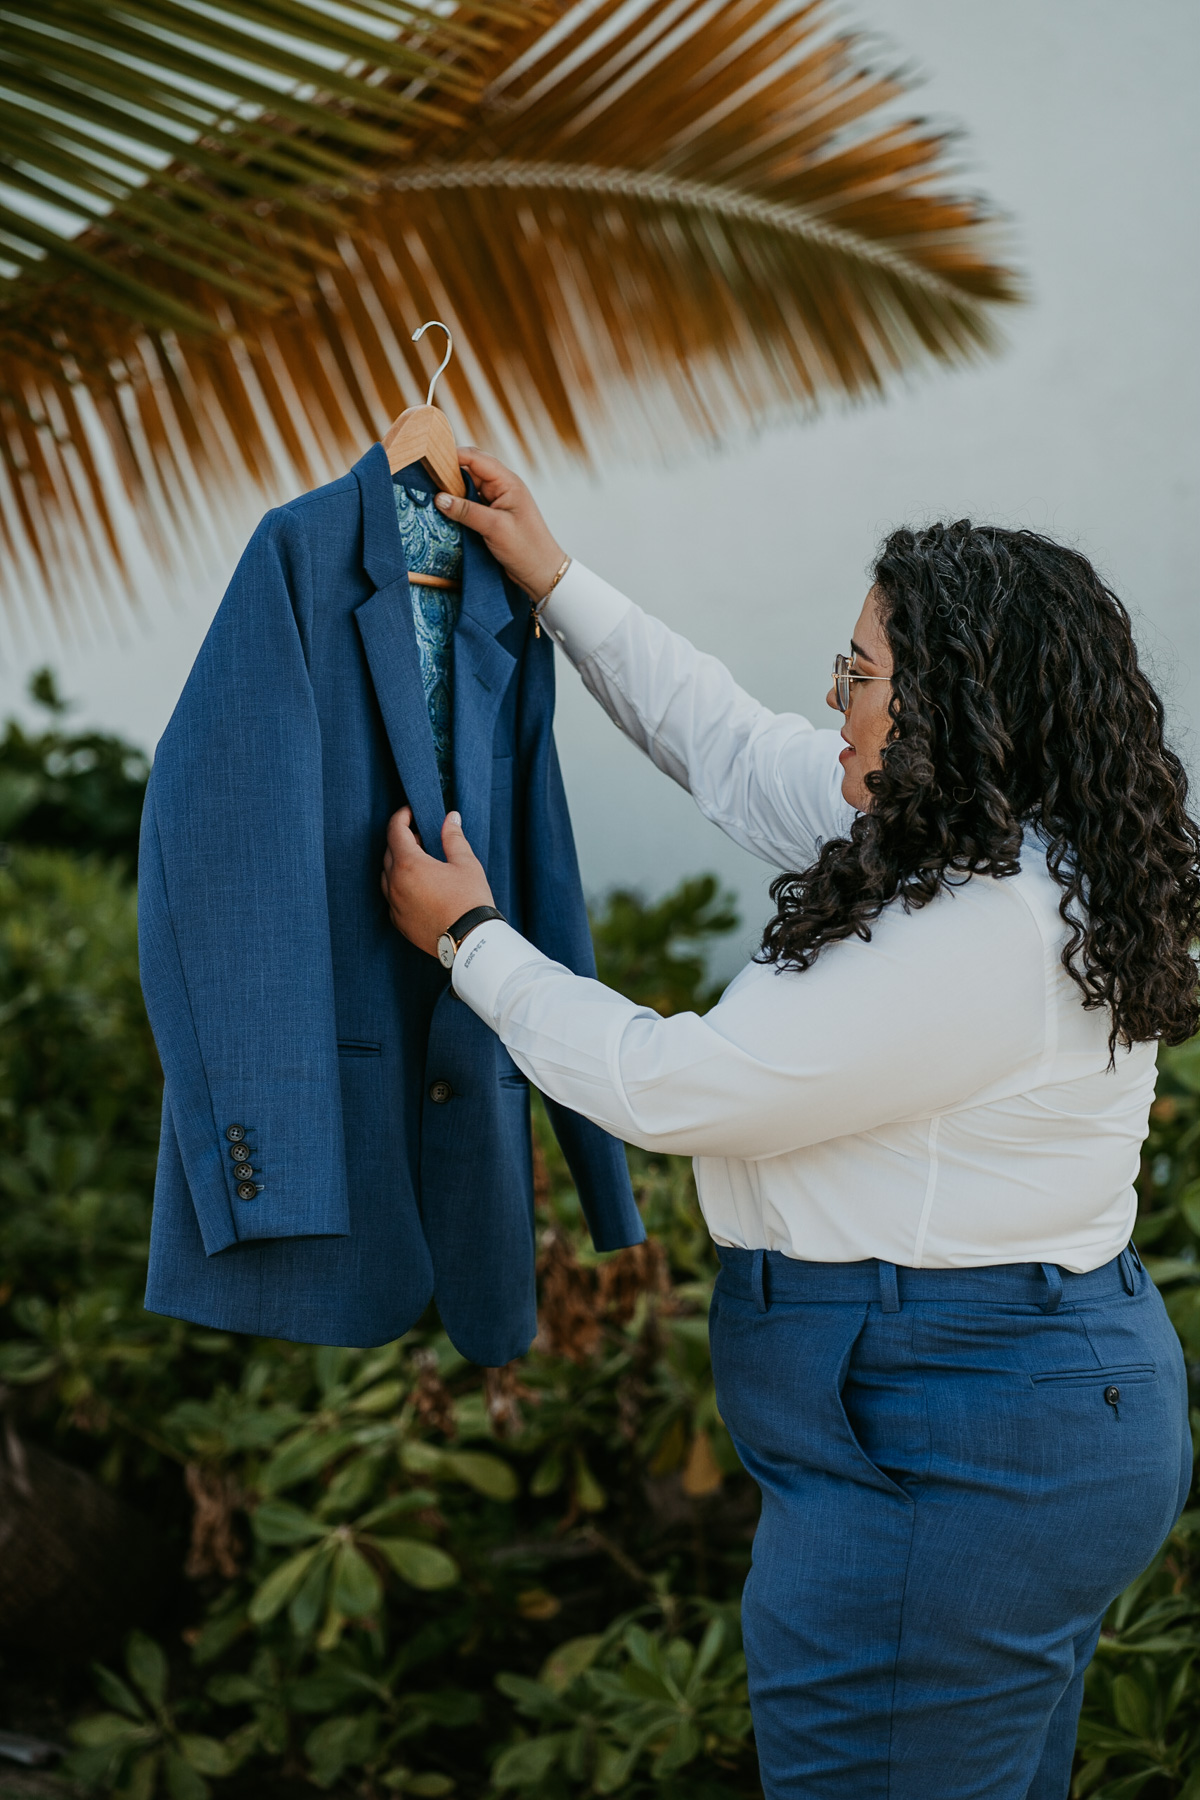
left=385, top=805, right=422, bottom=861
left=434, top=491, right=494, bottom=534
left=437, top=448, right=567, bottom=600
left=381, top=806, right=496, bottom=956
left=455, top=445, right=510, bottom=496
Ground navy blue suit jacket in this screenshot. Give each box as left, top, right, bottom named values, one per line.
left=139, top=446, right=642, bottom=1362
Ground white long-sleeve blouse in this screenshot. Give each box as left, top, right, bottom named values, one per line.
left=452, top=563, right=1156, bottom=1272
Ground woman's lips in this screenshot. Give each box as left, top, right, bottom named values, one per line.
left=839, top=741, right=855, bottom=764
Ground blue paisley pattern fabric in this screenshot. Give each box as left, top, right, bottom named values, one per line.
left=393, top=481, right=463, bottom=800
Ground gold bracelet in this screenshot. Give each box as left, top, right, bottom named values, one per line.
left=530, top=555, right=572, bottom=637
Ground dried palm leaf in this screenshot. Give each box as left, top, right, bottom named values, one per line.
left=0, top=0, right=1021, bottom=634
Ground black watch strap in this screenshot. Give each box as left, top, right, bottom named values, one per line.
left=447, top=905, right=505, bottom=950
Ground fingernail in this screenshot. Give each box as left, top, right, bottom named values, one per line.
left=448, top=810, right=461, bottom=825
left=436, top=494, right=452, bottom=510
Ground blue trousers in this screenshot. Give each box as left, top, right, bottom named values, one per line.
left=710, top=1246, right=1192, bottom=1799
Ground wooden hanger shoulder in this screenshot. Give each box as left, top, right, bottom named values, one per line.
left=380, top=405, right=466, bottom=497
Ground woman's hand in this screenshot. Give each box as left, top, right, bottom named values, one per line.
left=436, top=448, right=566, bottom=599
left=381, top=808, right=495, bottom=956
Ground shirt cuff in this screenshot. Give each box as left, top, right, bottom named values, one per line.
left=451, top=918, right=550, bottom=1020
left=539, top=560, right=632, bottom=665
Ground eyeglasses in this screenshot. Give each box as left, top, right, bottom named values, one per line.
left=831, top=652, right=893, bottom=715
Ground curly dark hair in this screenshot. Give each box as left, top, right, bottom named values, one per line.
left=759, top=521, right=1200, bottom=1051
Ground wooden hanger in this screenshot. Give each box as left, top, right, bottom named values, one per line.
left=380, top=321, right=466, bottom=499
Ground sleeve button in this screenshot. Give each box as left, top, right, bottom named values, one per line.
left=233, top=1162, right=254, bottom=1180
left=225, top=1124, right=246, bottom=1142
left=428, top=1079, right=453, bottom=1105
left=236, top=1181, right=258, bottom=1201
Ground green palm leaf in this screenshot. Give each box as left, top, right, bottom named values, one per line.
left=0, top=0, right=1021, bottom=625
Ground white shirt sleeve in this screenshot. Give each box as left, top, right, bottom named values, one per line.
left=541, top=562, right=855, bottom=871
left=452, top=886, right=1047, bottom=1161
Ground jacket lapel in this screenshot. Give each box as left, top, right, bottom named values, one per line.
left=351, top=446, right=518, bottom=871
left=352, top=445, right=445, bottom=855
left=451, top=474, right=517, bottom=869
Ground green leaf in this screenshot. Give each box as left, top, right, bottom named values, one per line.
left=1111, top=1671, right=1153, bottom=1739
left=126, top=1634, right=168, bottom=1711
left=248, top=1544, right=323, bottom=1624
left=492, top=1733, right=569, bottom=1788
left=691, top=1616, right=726, bottom=1685
left=178, top=1736, right=232, bottom=1777
left=653, top=1716, right=701, bottom=1774
left=252, top=1499, right=327, bottom=1545
left=573, top=1451, right=607, bottom=1513
left=290, top=1550, right=334, bottom=1638
left=1179, top=1180, right=1200, bottom=1236
left=332, top=1543, right=382, bottom=1619
left=594, top=1739, right=641, bottom=1794
left=529, top=1451, right=564, bottom=1497
left=93, top=1664, right=146, bottom=1721
left=1142, top=1257, right=1200, bottom=1287
left=399, top=1441, right=443, bottom=1477
left=539, top=1636, right=604, bottom=1694
left=164, top=1746, right=210, bottom=1800
left=405, top=1777, right=455, bottom=1797
left=494, top=1674, right=564, bottom=1720
left=70, top=1711, right=148, bottom=1748
left=349, top=1380, right=406, bottom=1414
left=439, top=1450, right=518, bottom=1501
left=370, top=1536, right=459, bottom=1591
left=318, top=1455, right=378, bottom=1519
left=305, top=1711, right=378, bottom=1787
left=0, top=1345, right=57, bottom=1383
left=205, top=1674, right=262, bottom=1707
left=425, top=1690, right=482, bottom=1727
left=357, top=1490, right=438, bottom=1531
left=263, top=1428, right=358, bottom=1492
left=124, top=1749, right=163, bottom=1800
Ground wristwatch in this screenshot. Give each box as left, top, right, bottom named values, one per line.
left=436, top=905, right=505, bottom=971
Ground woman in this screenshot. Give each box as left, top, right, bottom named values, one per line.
left=381, top=449, right=1197, bottom=1799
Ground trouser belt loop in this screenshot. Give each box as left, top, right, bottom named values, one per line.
left=751, top=1248, right=769, bottom=1314
left=1040, top=1263, right=1064, bottom=1314
left=878, top=1261, right=901, bottom=1314
left=1128, top=1241, right=1144, bottom=1273
left=1119, top=1247, right=1137, bottom=1295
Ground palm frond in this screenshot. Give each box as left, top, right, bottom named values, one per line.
left=0, top=0, right=543, bottom=328
left=0, top=0, right=1022, bottom=634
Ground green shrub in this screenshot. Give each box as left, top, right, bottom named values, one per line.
left=0, top=850, right=1196, bottom=1798
left=0, top=670, right=148, bottom=866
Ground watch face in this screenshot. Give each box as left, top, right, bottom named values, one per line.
left=437, top=932, right=455, bottom=970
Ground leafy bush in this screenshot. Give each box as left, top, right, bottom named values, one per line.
left=1070, top=1035, right=1200, bottom=1799
left=0, top=848, right=1195, bottom=1799
left=0, top=670, right=148, bottom=865
left=0, top=856, right=760, bottom=1797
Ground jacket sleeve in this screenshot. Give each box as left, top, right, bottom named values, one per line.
left=138, top=509, right=350, bottom=1255
left=515, top=630, right=644, bottom=1252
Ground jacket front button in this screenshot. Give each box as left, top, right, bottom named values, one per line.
left=428, top=1079, right=453, bottom=1105
left=236, top=1181, right=258, bottom=1201
left=226, top=1124, right=246, bottom=1142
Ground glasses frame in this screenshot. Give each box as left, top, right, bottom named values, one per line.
left=831, top=651, right=892, bottom=715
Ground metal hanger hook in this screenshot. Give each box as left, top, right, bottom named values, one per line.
left=412, top=320, right=453, bottom=408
